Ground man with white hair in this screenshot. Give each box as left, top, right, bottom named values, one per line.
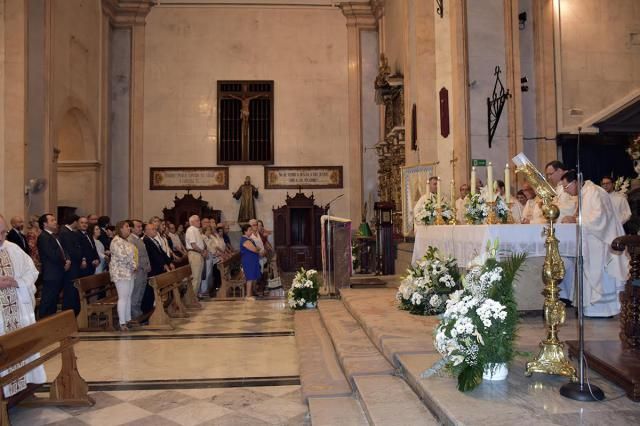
left=185, top=215, right=207, bottom=295
left=0, top=214, right=46, bottom=396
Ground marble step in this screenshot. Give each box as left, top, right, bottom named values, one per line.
left=308, top=396, right=370, bottom=426
left=340, top=288, right=439, bottom=367
left=317, top=300, right=395, bottom=383
left=294, top=310, right=353, bottom=402
left=354, top=375, right=438, bottom=426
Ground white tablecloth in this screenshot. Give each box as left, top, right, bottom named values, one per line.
left=412, top=224, right=578, bottom=266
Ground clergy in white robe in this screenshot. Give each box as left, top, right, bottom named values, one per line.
left=560, top=173, right=629, bottom=317
left=0, top=217, right=46, bottom=397
left=601, top=176, right=631, bottom=225
left=455, top=197, right=466, bottom=223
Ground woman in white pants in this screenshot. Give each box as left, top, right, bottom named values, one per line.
left=109, top=221, right=138, bottom=331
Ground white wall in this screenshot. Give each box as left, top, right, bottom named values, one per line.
left=143, top=6, right=349, bottom=230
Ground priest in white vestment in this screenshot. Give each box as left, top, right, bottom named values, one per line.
left=0, top=215, right=46, bottom=396
left=601, top=176, right=631, bottom=225
left=560, top=172, right=629, bottom=317
left=455, top=183, right=470, bottom=223
left=412, top=177, right=438, bottom=221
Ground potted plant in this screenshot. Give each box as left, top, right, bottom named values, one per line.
left=287, top=268, right=321, bottom=309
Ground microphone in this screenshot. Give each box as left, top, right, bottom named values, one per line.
left=326, top=194, right=344, bottom=208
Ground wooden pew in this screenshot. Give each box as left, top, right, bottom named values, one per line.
left=217, top=252, right=246, bottom=299
left=174, top=265, right=201, bottom=309
left=74, top=273, right=118, bottom=331
left=146, top=270, right=189, bottom=330
left=0, top=310, right=94, bottom=425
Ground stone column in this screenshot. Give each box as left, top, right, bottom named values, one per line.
left=340, top=2, right=377, bottom=223
left=504, top=0, right=524, bottom=165
left=533, top=0, right=558, bottom=168
left=449, top=0, right=471, bottom=187
left=0, top=0, right=27, bottom=216
left=102, top=0, right=153, bottom=220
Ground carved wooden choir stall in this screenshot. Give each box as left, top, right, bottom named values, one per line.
left=273, top=191, right=327, bottom=272
left=162, top=192, right=221, bottom=225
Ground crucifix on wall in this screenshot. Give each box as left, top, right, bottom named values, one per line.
left=217, top=81, right=274, bottom=164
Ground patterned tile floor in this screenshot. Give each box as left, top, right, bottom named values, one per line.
left=10, top=299, right=308, bottom=426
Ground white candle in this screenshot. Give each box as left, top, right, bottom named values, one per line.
left=504, top=163, right=511, bottom=203
left=437, top=178, right=441, bottom=207
left=450, top=179, right=455, bottom=206
left=426, top=173, right=431, bottom=197
left=487, top=162, right=494, bottom=200
left=471, top=167, right=476, bottom=195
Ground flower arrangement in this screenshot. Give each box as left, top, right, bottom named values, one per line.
left=287, top=268, right=321, bottom=309
left=422, top=241, right=526, bottom=391
left=414, top=196, right=454, bottom=225
left=396, top=247, right=461, bottom=315
left=464, top=193, right=489, bottom=224
left=494, top=196, right=510, bottom=223
left=615, top=177, right=630, bottom=196
left=626, top=135, right=640, bottom=160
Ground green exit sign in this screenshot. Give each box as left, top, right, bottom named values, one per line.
left=472, top=159, right=487, bottom=167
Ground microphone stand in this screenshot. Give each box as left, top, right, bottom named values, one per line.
left=324, top=194, right=344, bottom=297
left=560, top=127, right=605, bottom=401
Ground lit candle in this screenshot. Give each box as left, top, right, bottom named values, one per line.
left=437, top=177, right=441, bottom=207
left=450, top=179, right=455, bottom=206
left=487, top=162, right=494, bottom=200
left=471, top=167, right=476, bottom=195
left=504, top=163, right=511, bottom=203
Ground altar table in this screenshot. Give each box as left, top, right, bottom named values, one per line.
left=412, top=224, right=578, bottom=311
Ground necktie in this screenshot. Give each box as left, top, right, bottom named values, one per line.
left=53, top=234, right=67, bottom=262
left=84, top=232, right=95, bottom=250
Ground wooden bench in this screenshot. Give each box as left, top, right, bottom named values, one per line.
left=146, top=269, right=189, bottom=330
left=0, top=310, right=94, bottom=425
left=217, top=252, right=246, bottom=299
left=74, top=273, right=118, bottom=331
left=174, top=265, right=201, bottom=309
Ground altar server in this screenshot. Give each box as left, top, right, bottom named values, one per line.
left=601, top=176, right=631, bottom=226
left=0, top=214, right=46, bottom=396
left=560, top=171, right=629, bottom=317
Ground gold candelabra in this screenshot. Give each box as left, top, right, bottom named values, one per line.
left=449, top=207, right=458, bottom=225
left=435, top=207, right=446, bottom=225
left=485, top=201, right=500, bottom=224
left=514, top=154, right=577, bottom=381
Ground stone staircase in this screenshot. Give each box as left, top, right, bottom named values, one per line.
left=294, top=289, right=438, bottom=425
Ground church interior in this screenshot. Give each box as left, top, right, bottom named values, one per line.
left=1, top=0, right=640, bottom=424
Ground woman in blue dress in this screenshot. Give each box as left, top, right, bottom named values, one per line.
left=240, top=223, right=263, bottom=299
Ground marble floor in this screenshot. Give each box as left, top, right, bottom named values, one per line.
left=10, top=299, right=308, bottom=426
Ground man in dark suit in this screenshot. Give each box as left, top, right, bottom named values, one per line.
left=141, top=223, right=173, bottom=314
left=7, top=216, right=29, bottom=255
left=76, top=216, right=100, bottom=277
left=37, top=214, right=71, bottom=318
left=59, top=215, right=83, bottom=315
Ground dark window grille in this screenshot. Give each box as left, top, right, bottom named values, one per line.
left=217, top=80, right=274, bottom=164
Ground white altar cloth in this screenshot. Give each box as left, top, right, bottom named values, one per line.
left=412, top=224, right=578, bottom=266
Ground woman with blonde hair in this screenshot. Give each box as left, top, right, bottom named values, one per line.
left=25, top=215, right=41, bottom=270
left=109, top=221, right=138, bottom=331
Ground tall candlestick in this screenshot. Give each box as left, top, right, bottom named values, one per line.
left=437, top=177, right=441, bottom=207
left=471, top=167, right=476, bottom=195
left=504, top=163, right=511, bottom=203
left=487, top=162, right=494, bottom=200
left=426, top=173, right=431, bottom=197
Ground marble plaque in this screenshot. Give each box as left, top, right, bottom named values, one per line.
left=150, top=167, right=229, bottom=190
left=264, top=166, right=343, bottom=189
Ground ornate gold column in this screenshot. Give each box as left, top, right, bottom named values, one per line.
left=102, top=0, right=153, bottom=219
left=340, top=2, right=377, bottom=224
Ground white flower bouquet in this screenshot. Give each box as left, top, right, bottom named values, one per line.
left=422, top=241, right=526, bottom=391
left=396, top=247, right=461, bottom=315
left=615, top=177, right=630, bottom=196
left=287, top=268, right=321, bottom=309
left=414, top=196, right=454, bottom=226
left=464, top=193, right=489, bottom=224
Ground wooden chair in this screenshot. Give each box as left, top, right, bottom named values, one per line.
left=74, top=273, right=118, bottom=331
left=217, top=252, right=246, bottom=299
left=174, top=265, right=201, bottom=309
left=0, top=310, right=94, bottom=425
left=146, top=270, right=189, bottom=330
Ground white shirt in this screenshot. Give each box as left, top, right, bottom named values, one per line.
left=608, top=192, right=632, bottom=225
left=455, top=198, right=466, bottom=223
left=185, top=225, right=205, bottom=251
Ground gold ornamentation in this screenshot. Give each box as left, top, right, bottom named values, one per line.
left=516, top=159, right=577, bottom=381
left=485, top=201, right=500, bottom=225
left=435, top=207, right=446, bottom=225
left=505, top=202, right=515, bottom=224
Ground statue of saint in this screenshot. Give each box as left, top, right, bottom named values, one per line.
left=233, top=176, right=259, bottom=224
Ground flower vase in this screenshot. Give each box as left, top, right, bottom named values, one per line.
left=482, top=363, right=508, bottom=381
left=305, top=301, right=317, bottom=309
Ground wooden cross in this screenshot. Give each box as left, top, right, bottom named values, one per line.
left=449, top=151, right=458, bottom=180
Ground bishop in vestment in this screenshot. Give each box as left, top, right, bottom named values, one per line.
left=0, top=215, right=46, bottom=397
left=560, top=172, right=629, bottom=317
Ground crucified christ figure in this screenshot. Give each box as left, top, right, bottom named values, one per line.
left=226, top=93, right=267, bottom=144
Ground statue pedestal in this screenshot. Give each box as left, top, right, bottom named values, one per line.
left=567, top=340, right=640, bottom=401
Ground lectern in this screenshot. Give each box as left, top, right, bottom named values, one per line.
left=320, top=215, right=352, bottom=296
